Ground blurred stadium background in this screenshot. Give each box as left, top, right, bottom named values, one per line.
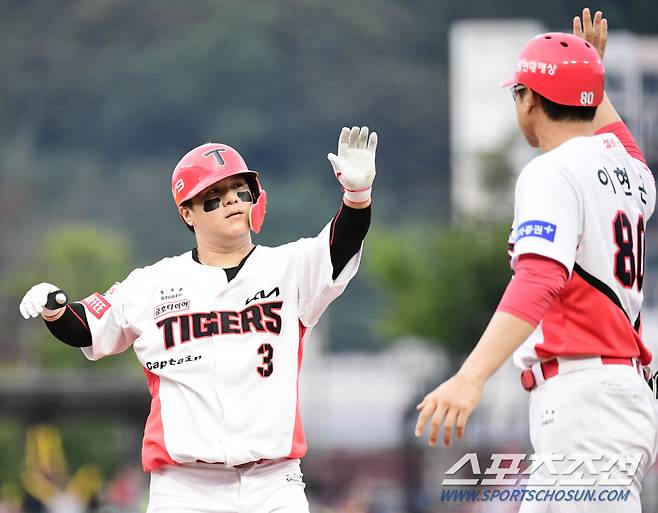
left=1, top=1, right=657, bottom=512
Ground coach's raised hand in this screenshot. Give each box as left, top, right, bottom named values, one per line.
left=573, top=7, right=607, bottom=58
left=573, top=8, right=623, bottom=134
left=327, top=126, right=377, bottom=208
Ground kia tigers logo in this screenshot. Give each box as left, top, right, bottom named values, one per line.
left=246, top=287, right=280, bottom=305
left=203, top=148, right=227, bottom=166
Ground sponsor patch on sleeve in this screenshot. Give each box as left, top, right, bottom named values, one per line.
left=81, top=292, right=111, bottom=319
left=516, top=220, right=557, bottom=242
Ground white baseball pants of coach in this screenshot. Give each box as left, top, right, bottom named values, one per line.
left=147, top=458, right=310, bottom=513
left=519, top=360, right=658, bottom=513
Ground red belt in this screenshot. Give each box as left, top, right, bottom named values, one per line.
left=520, top=356, right=636, bottom=391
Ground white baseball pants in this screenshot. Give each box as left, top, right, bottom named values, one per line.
left=519, top=360, right=658, bottom=513
left=147, top=458, right=309, bottom=513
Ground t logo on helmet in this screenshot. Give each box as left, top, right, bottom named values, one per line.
left=203, top=148, right=227, bottom=166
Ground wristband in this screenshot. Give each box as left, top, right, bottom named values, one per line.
left=343, top=186, right=372, bottom=204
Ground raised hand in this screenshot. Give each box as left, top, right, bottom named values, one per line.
left=327, top=126, right=377, bottom=205
left=573, top=7, right=607, bottom=59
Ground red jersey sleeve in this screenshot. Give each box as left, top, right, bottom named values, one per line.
left=595, top=120, right=646, bottom=165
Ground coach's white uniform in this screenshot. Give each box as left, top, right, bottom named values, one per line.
left=509, top=132, right=658, bottom=512
left=78, top=222, right=361, bottom=511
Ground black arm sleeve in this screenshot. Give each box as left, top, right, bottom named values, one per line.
left=329, top=203, right=371, bottom=280
left=44, top=303, right=92, bottom=348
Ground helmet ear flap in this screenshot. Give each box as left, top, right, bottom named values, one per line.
left=249, top=189, right=267, bottom=233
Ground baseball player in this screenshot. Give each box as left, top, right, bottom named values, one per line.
left=415, top=9, right=656, bottom=512
left=19, top=125, right=377, bottom=513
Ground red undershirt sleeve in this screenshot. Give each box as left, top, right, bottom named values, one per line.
left=496, top=254, right=569, bottom=327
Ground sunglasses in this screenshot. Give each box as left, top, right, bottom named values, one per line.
left=511, top=85, right=526, bottom=102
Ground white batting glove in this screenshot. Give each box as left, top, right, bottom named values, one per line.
left=19, top=283, right=68, bottom=320
left=327, top=126, right=377, bottom=204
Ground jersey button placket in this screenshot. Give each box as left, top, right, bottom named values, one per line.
left=209, top=267, right=229, bottom=462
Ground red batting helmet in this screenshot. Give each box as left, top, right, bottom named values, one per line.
left=171, top=143, right=267, bottom=233
left=500, top=32, right=604, bottom=107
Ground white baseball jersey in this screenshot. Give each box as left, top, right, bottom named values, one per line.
left=510, top=132, right=656, bottom=369
left=78, top=222, right=361, bottom=471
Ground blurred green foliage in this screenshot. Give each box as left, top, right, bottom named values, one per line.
left=367, top=221, right=511, bottom=357
left=1, top=0, right=655, bottom=356
left=0, top=418, right=23, bottom=485
left=58, top=418, right=123, bottom=478
left=4, top=224, right=139, bottom=372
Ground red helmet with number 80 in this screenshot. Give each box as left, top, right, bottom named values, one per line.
left=500, top=32, right=604, bottom=107
left=171, top=143, right=267, bottom=233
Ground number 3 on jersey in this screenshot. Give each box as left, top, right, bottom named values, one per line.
left=613, top=211, right=645, bottom=290
left=257, top=343, right=274, bottom=377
